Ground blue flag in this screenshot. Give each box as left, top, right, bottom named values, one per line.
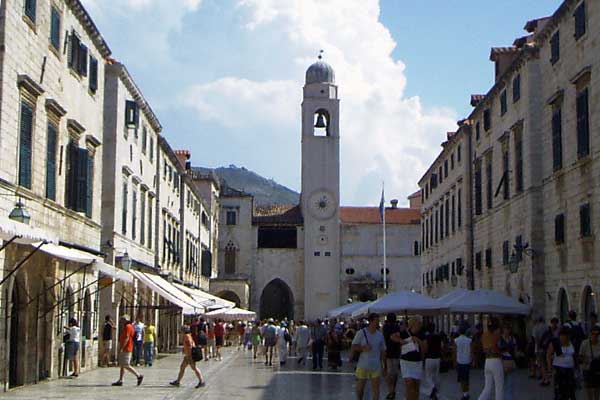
left=379, top=187, right=385, bottom=222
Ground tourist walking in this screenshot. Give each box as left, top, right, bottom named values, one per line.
left=263, top=318, right=278, bottom=366
left=540, top=317, right=561, bottom=386
left=295, top=320, right=310, bottom=365
left=477, top=317, right=504, bottom=400
left=277, top=322, right=290, bottom=365
left=566, top=310, right=586, bottom=354
left=532, top=316, right=547, bottom=381
left=101, top=315, right=115, bottom=367
left=352, top=313, right=386, bottom=400
left=112, top=315, right=143, bottom=386
left=382, top=313, right=402, bottom=400
left=580, top=324, right=600, bottom=400
left=424, top=322, right=443, bottom=400
left=143, top=321, right=156, bottom=366
left=214, top=319, right=225, bottom=361
left=169, top=325, right=205, bottom=388
left=392, top=317, right=425, bottom=400
left=499, top=323, right=517, bottom=400
left=311, top=319, right=327, bottom=370
left=64, top=317, right=80, bottom=377
left=326, top=325, right=342, bottom=370
left=547, top=326, right=577, bottom=400
left=454, top=324, right=473, bottom=400
left=206, top=322, right=216, bottom=360
left=251, top=321, right=262, bottom=359
left=132, top=316, right=145, bottom=366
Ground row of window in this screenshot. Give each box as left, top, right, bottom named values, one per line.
left=550, top=1, right=587, bottom=66
left=124, top=101, right=155, bottom=164
left=121, top=181, right=154, bottom=249
left=185, top=234, right=200, bottom=275
left=554, top=203, right=593, bottom=244
left=162, top=216, right=182, bottom=267
left=423, top=144, right=462, bottom=200
left=551, top=87, right=590, bottom=171
left=475, top=74, right=521, bottom=142
left=421, top=188, right=463, bottom=252
left=18, top=99, right=95, bottom=217
left=423, top=258, right=463, bottom=287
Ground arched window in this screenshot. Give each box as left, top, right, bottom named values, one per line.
left=583, top=286, right=597, bottom=329
left=224, top=241, right=236, bottom=275
left=558, top=288, right=569, bottom=325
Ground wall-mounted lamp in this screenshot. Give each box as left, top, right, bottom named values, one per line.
left=8, top=199, right=31, bottom=225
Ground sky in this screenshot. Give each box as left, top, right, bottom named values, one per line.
left=82, top=0, right=560, bottom=206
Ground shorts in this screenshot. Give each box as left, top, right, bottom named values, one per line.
left=216, top=336, right=224, bottom=347
left=118, top=352, right=132, bottom=367
left=65, top=341, right=79, bottom=360
left=103, top=340, right=112, bottom=352
left=208, top=338, right=216, bottom=347
left=457, top=363, right=470, bottom=384
left=356, top=367, right=381, bottom=380
left=400, top=359, right=423, bottom=380
left=182, top=355, right=195, bottom=365
left=264, top=337, right=276, bottom=347
left=386, top=358, right=401, bottom=376
left=198, top=336, right=208, bottom=346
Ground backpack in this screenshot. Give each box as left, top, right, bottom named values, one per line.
left=284, top=329, right=291, bottom=343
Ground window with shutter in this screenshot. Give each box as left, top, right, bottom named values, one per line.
left=24, top=0, right=36, bottom=22
left=65, top=140, right=78, bottom=210
left=457, top=144, right=461, bottom=162
left=439, top=204, right=444, bottom=241
left=142, top=127, right=147, bottom=154
left=483, top=109, right=491, bottom=131
left=140, top=192, right=146, bottom=245
left=550, top=31, right=560, bottom=64
left=439, top=166, right=443, bottom=184
left=485, top=248, right=492, bottom=268
left=502, top=148, right=510, bottom=200
left=132, top=188, right=137, bottom=240
left=486, top=158, right=493, bottom=209
left=226, top=210, right=237, bottom=225
left=500, top=90, right=507, bottom=115
left=46, top=123, right=58, bottom=200
left=148, top=199, right=153, bottom=249
left=76, top=148, right=88, bottom=212
left=78, top=44, right=88, bottom=77
left=434, top=210, right=439, bottom=243
left=555, top=214, right=565, bottom=244
left=121, top=182, right=128, bottom=235
left=552, top=107, right=563, bottom=170
left=85, top=154, right=93, bottom=218
left=515, top=235, right=523, bottom=261
left=149, top=137, right=154, bottom=163
left=50, top=7, right=61, bottom=50
left=515, top=132, right=523, bottom=192
left=425, top=219, right=429, bottom=248
left=125, top=100, right=139, bottom=128
left=444, top=160, right=448, bottom=178
left=502, top=241, right=509, bottom=265
left=89, top=56, right=98, bottom=93
left=18, top=101, right=34, bottom=189
left=475, top=252, right=482, bottom=270
left=576, top=88, right=589, bottom=158
left=513, top=74, right=521, bottom=103
left=445, top=198, right=449, bottom=238
left=574, top=2, right=586, bottom=40
left=458, top=188, right=462, bottom=227
left=451, top=194, right=456, bottom=233
left=474, top=161, right=482, bottom=215
left=68, top=32, right=80, bottom=71
left=580, top=203, right=591, bottom=237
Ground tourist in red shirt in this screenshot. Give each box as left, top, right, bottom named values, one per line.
left=112, top=314, right=143, bottom=386
left=214, top=319, right=225, bottom=361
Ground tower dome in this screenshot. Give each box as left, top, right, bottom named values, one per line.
left=305, top=58, right=335, bottom=85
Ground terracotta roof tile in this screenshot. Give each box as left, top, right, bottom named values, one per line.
left=470, top=94, right=485, bottom=107
left=253, top=204, right=303, bottom=225
left=340, top=207, right=420, bottom=225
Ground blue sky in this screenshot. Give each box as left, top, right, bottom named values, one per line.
left=83, top=0, right=560, bottom=206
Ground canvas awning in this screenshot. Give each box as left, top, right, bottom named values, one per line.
left=130, top=270, right=204, bottom=315
left=206, top=307, right=256, bottom=321
left=435, top=288, right=531, bottom=315
left=352, top=290, right=442, bottom=318
left=326, top=302, right=368, bottom=318
left=0, top=216, right=58, bottom=245
left=94, top=261, right=134, bottom=283
left=173, top=282, right=235, bottom=310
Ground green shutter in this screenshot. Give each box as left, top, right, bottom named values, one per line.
left=552, top=108, right=563, bottom=170
left=18, top=102, right=33, bottom=189
left=76, top=148, right=88, bottom=212
left=89, top=56, right=98, bottom=93
left=85, top=154, right=94, bottom=218
left=577, top=89, right=590, bottom=157
left=24, top=0, right=36, bottom=22
left=79, top=43, right=88, bottom=77
left=46, top=123, right=57, bottom=200
left=68, top=32, right=80, bottom=70
left=50, top=7, right=60, bottom=50
left=66, top=140, right=79, bottom=210
left=122, top=182, right=128, bottom=234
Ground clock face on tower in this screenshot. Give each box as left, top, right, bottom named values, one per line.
left=308, top=190, right=336, bottom=220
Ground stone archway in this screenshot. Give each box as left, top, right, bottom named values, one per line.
left=582, top=286, right=596, bottom=329
left=260, top=279, right=294, bottom=321
left=217, top=290, right=241, bottom=308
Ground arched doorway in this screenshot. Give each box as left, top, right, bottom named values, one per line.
left=558, top=288, right=569, bottom=325
left=260, top=279, right=294, bottom=321
left=9, top=283, right=22, bottom=388
left=217, top=290, right=241, bottom=308
left=582, top=286, right=596, bottom=330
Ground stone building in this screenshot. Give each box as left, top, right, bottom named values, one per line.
left=0, top=0, right=111, bottom=388
left=418, top=123, right=473, bottom=299
left=418, top=0, right=599, bottom=326
left=209, top=59, right=422, bottom=321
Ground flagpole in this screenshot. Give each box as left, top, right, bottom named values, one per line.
left=382, top=182, right=387, bottom=293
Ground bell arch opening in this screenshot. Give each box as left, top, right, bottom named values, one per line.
left=313, top=109, right=330, bottom=137
left=260, top=278, right=294, bottom=321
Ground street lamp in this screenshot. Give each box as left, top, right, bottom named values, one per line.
left=120, top=251, right=132, bottom=271
left=8, top=199, right=31, bottom=225
left=508, top=241, right=536, bottom=273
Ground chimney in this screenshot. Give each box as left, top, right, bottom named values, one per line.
left=490, top=47, right=520, bottom=83
left=174, top=150, right=191, bottom=169
left=390, top=199, right=398, bottom=209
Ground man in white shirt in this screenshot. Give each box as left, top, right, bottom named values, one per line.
left=295, top=321, right=310, bottom=365
left=133, top=317, right=145, bottom=366
left=454, top=326, right=473, bottom=400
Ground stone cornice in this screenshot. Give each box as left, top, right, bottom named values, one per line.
left=66, top=0, right=111, bottom=57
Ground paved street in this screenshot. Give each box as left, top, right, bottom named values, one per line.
left=3, top=348, right=555, bottom=399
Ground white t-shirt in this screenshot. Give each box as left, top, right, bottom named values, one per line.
left=295, top=325, right=310, bottom=347
left=134, top=322, right=145, bottom=341
left=553, top=343, right=576, bottom=368
left=454, top=335, right=472, bottom=365
left=69, top=326, right=81, bottom=343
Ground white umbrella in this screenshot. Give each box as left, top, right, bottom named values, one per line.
left=437, top=289, right=531, bottom=315
left=326, top=302, right=368, bottom=318
left=351, top=291, right=442, bottom=318
left=206, top=307, right=256, bottom=321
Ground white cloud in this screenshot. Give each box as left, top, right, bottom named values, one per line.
left=183, top=0, right=457, bottom=204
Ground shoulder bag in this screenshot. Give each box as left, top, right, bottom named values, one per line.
left=351, top=329, right=368, bottom=363
left=585, top=342, right=600, bottom=383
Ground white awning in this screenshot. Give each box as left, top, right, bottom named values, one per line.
left=173, top=283, right=235, bottom=310
left=130, top=270, right=204, bottom=315
left=94, top=261, right=134, bottom=283
left=0, top=216, right=58, bottom=245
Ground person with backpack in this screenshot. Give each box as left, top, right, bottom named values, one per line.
left=566, top=310, right=586, bottom=354
left=169, top=325, right=205, bottom=388
left=547, top=326, right=577, bottom=400
left=579, top=324, right=600, bottom=400
left=352, top=313, right=386, bottom=400
left=277, top=321, right=290, bottom=365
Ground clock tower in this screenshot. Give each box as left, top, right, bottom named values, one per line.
left=301, top=56, right=340, bottom=319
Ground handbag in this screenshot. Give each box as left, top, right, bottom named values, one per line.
left=351, top=329, right=368, bottom=363
left=191, top=346, right=203, bottom=362
left=502, top=359, right=516, bottom=373
left=401, top=333, right=418, bottom=355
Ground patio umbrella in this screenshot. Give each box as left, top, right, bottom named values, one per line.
left=351, top=290, right=442, bottom=318
left=437, top=289, right=531, bottom=315
left=326, top=302, right=368, bottom=318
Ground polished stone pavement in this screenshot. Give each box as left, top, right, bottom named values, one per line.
left=3, top=348, right=555, bottom=399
